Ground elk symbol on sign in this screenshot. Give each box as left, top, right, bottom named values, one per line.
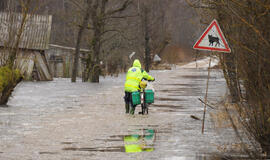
left=208, top=35, right=220, bottom=47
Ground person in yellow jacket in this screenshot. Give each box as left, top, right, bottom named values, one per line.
left=124, top=59, right=155, bottom=114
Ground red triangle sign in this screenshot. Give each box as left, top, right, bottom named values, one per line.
left=193, top=19, right=231, bottom=53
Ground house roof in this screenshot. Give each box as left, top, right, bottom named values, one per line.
left=0, top=12, right=52, bottom=50
left=49, top=44, right=90, bottom=53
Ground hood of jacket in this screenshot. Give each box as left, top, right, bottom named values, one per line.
left=133, top=59, right=141, bottom=68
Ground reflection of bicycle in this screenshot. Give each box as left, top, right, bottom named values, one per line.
left=131, top=81, right=154, bottom=115
left=124, top=129, right=155, bottom=153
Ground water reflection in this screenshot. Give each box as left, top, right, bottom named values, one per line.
left=124, top=129, right=155, bottom=153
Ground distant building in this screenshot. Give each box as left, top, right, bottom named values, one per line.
left=46, top=44, right=90, bottom=78
left=0, top=12, right=52, bottom=81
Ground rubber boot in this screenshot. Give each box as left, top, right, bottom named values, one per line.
left=130, top=106, right=135, bottom=115
left=125, top=104, right=129, bottom=114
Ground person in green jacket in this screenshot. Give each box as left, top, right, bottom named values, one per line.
left=124, top=59, right=155, bottom=114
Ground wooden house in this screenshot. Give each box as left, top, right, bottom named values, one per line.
left=0, top=12, right=52, bottom=81
left=46, top=44, right=89, bottom=78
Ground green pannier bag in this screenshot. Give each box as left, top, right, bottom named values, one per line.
left=145, top=89, right=154, bottom=103
left=132, top=91, right=141, bottom=105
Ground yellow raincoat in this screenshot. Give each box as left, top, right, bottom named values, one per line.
left=124, top=59, right=154, bottom=92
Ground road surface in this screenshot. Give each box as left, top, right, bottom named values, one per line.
left=0, top=58, right=237, bottom=160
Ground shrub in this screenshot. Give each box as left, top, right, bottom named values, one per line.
left=0, top=66, right=21, bottom=98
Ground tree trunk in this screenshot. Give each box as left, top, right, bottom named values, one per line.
left=143, top=5, right=150, bottom=72
left=89, top=31, right=101, bottom=83
left=88, top=0, right=107, bottom=83
left=7, top=0, right=30, bottom=69
left=71, top=0, right=91, bottom=82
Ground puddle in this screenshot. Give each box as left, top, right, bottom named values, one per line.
left=179, top=75, right=216, bottom=79
left=157, top=88, right=201, bottom=94
left=131, top=124, right=159, bottom=128
left=159, top=84, right=195, bottom=87
left=95, top=135, right=123, bottom=142
left=61, top=142, right=77, bottom=144
left=157, top=108, right=181, bottom=113
left=63, top=146, right=125, bottom=152
left=152, top=104, right=184, bottom=109
left=63, top=129, right=156, bottom=153
left=155, top=97, right=185, bottom=102
left=123, top=129, right=156, bottom=153
left=157, top=88, right=196, bottom=92
left=169, top=75, right=217, bottom=80
left=196, top=154, right=251, bottom=160
left=167, top=94, right=198, bottom=97
left=157, top=89, right=183, bottom=92
left=73, top=153, right=95, bottom=157
left=39, top=152, right=58, bottom=155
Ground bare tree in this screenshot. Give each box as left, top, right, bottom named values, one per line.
left=71, top=0, right=92, bottom=83
left=136, top=0, right=171, bottom=71
left=7, top=0, right=31, bottom=68
left=188, top=0, right=270, bottom=157
left=69, top=0, right=132, bottom=82
left=0, top=0, right=42, bottom=104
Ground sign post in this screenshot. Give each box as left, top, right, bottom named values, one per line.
left=201, top=55, right=212, bottom=134
left=193, top=19, right=231, bottom=134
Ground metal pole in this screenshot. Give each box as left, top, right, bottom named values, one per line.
left=202, top=54, right=212, bottom=134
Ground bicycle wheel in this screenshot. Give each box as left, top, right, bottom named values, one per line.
left=142, top=99, right=148, bottom=115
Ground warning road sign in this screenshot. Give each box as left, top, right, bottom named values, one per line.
left=193, top=19, right=231, bottom=53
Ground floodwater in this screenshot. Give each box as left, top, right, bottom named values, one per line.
left=0, top=58, right=238, bottom=160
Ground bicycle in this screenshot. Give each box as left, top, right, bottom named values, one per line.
left=131, top=81, right=154, bottom=115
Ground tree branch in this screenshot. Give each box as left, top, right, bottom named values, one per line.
left=106, top=14, right=139, bottom=19
left=185, top=0, right=216, bottom=9
left=68, top=0, right=86, bottom=11
left=226, top=4, right=270, bottom=47
left=106, top=0, right=132, bottom=16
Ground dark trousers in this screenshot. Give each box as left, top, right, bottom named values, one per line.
left=124, top=91, right=133, bottom=105
left=124, top=91, right=135, bottom=114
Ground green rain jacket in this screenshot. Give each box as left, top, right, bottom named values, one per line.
left=124, top=59, right=154, bottom=92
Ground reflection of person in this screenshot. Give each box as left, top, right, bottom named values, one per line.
left=124, top=59, right=155, bottom=114
left=124, top=129, right=155, bottom=153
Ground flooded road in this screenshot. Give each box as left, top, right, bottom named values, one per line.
left=0, top=58, right=237, bottom=160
